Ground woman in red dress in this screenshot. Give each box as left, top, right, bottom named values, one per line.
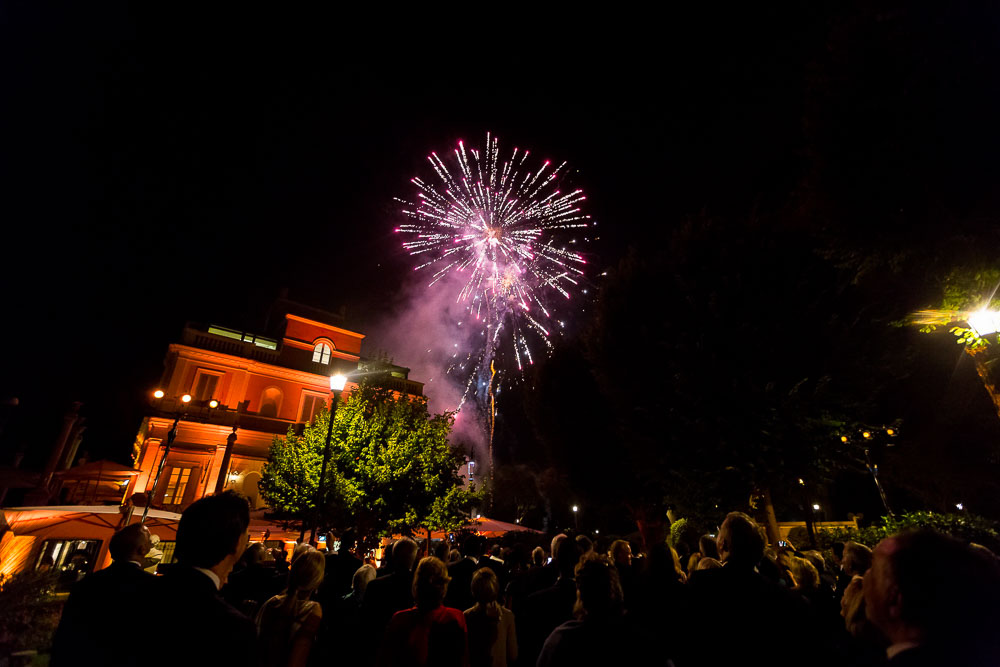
left=377, top=556, right=469, bottom=667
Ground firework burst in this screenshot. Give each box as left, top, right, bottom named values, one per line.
left=395, top=133, right=590, bottom=394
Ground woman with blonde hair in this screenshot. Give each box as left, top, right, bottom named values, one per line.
left=257, top=547, right=325, bottom=667
left=377, top=556, right=468, bottom=667
left=465, top=567, right=517, bottom=667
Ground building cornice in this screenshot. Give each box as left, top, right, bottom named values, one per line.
left=285, top=313, right=366, bottom=340
left=167, top=343, right=357, bottom=386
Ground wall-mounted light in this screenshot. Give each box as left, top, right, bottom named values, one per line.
left=153, top=389, right=165, bottom=399
left=181, top=394, right=192, bottom=403
left=208, top=399, right=219, bottom=409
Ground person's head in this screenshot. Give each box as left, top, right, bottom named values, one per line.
left=272, top=547, right=288, bottom=564
left=339, top=529, right=357, bottom=553
left=175, top=491, right=250, bottom=576
left=550, top=533, right=567, bottom=561
left=575, top=534, right=594, bottom=555
left=843, top=541, right=873, bottom=577
left=555, top=532, right=581, bottom=578
left=699, top=534, right=719, bottom=560
left=463, top=534, right=484, bottom=559
left=863, top=530, right=1000, bottom=656
left=831, top=541, right=845, bottom=565
left=471, top=566, right=499, bottom=606
left=243, top=542, right=266, bottom=567
left=531, top=546, right=545, bottom=567
left=573, top=553, right=623, bottom=619
left=716, top=512, right=764, bottom=568
left=448, top=549, right=461, bottom=564
left=352, top=564, right=377, bottom=597
left=291, top=543, right=311, bottom=565
left=392, top=537, right=419, bottom=573
left=696, top=557, right=723, bottom=571
left=802, top=550, right=828, bottom=576
left=609, top=540, right=632, bottom=567
left=286, top=548, right=325, bottom=600
left=412, top=556, right=451, bottom=609
left=109, top=524, right=152, bottom=564
left=790, top=556, right=820, bottom=590
left=841, top=575, right=875, bottom=642
left=434, top=541, right=450, bottom=562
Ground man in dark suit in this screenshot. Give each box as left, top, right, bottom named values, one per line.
left=322, top=529, right=363, bottom=598
left=444, top=534, right=484, bottom=611
left=507, top=534, right=565, bottom=615
left=362, top=538, right=419, bottom=629
left=517, top=534, right=581, bottom=667
left=156, top=491, right=257, bottom=667
left=681, top=512, right=838, bottom=667
left=51, top=523, right=155, bottom=667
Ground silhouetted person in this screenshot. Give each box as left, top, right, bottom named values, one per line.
left=517, top=533, right=580, bottom=667
left=445, top=534, right=485, bottom=612
left=223, top=542, right=282, bottom=618
left=377, top=556, right=468, bottom=667
left=508, top=534, right=565, bottom=616
left=864, top=529, right=1000, bottom=665
left=51, top=523, right=155, bottom=667
left=682, top=512, right=835, bottom=667
left=362, top=537, right=421, bottom=661
left=323, top=529, right=362, bottom=597
left=537, top=553, right=646, bottom=667
left=465, top=566, right=517, bottom=667
left=257, top=547, right=325, bottom=667
left=155, top=491, right=256, bottom=667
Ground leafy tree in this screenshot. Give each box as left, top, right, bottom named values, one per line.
left=259, top=419, right=325, bottom=532
left=260, top=382, right=481, bottom=548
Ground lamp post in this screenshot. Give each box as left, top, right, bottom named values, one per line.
left=141, top=392, right=190, bottom=524
left=310, top=374, right=347, bottom=543
left=572, top=505, right=579, bottom=531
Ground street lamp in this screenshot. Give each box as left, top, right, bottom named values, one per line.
left=311, top=373, right=348, bottom=542
left=572, top=505, right=579, bottom=531
left=142, top=390, right=187, bottom=524
left=968, top=310, right=1000, bottom=337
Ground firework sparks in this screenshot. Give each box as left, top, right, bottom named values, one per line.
left=396, top=133, right=589, bottom=389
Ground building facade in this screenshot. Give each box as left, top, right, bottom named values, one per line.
left=130, top=302, right=424, bottom=514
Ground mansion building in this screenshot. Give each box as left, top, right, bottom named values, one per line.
left=130, top=301, right=422, bottom=513
left=0, top=300, right=425, bottom=579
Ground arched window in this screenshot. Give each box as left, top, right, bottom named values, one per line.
left=312, top=342, right=332, bottom=364
left=260, top=387, right=282, bottom=418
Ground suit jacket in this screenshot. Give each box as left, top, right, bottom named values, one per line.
left=155, top=565, right=257, bottom=667
left=363, top=569, right=416, bottom=634
left=445, top=557, right=481, bottom=612
left=516, top=576, right=578, bottom=667
left=51, top=561, right=155, bottom=667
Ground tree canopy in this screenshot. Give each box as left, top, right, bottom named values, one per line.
left=260, top=381, right=481, bottom=546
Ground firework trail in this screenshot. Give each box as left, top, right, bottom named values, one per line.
left=395, top=133, right=590, bottom=487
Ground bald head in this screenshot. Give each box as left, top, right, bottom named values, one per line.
left=110, top=524, right=152, bottom=564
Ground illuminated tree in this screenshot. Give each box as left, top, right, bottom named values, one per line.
left=260, top=382, right=481, bottom=548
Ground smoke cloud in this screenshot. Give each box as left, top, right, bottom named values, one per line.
left=365, top=270, right=490, bottom=466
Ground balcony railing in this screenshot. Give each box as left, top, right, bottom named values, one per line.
left=180, top=328, right=281, bottom=364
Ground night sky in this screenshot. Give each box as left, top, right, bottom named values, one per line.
left=3, top=3, right=1000, bottom=491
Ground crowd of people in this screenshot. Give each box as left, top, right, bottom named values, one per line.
left=48, top=490, right=1000, bottom=666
